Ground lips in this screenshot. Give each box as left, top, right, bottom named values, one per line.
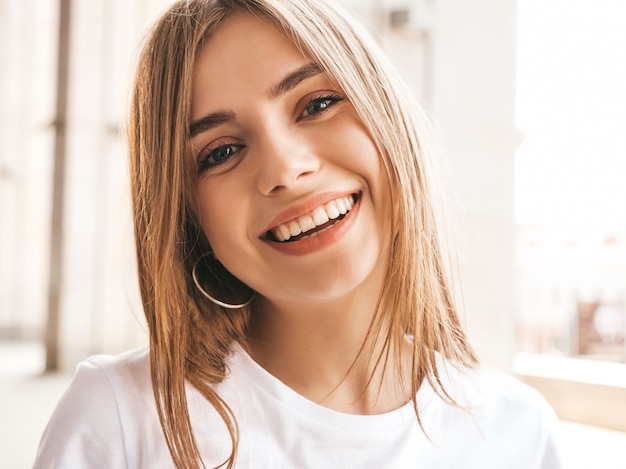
left=265, top=194, right=359, bottom=243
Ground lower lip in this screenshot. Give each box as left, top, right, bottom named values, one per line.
left=264, top=196, right=361, bottom=256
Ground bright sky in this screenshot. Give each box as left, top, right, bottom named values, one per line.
left=515, top=0, right=626, bottom=227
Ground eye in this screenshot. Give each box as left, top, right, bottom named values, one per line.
left=298, top=94, right=345, bottom=121
left=197, top=142, right=245, bottom=174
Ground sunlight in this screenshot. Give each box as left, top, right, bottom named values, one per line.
left=515, top=0, right=626, bottom=227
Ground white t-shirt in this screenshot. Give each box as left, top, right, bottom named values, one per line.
left=33, top=344, right=562, bottom=468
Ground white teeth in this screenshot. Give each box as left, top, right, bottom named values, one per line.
left=275, top=224, right=291, bottom=242
left=288, top=220, right=301, bottom=237
left=312, top=206, right=329, bottom=225
left=297, top=215, right=316, bottom=233
left=326, top=201, right=340, bottom=219
left=335, top=198, right=347, bottom=214
left=270, top=195, right=356, bottom=242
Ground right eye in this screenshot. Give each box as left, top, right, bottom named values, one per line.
left=197, top=143, right=245, bottom=174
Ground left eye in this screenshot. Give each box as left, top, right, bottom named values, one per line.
left=299, top=94, right=344, bottom=120
left=196, top=142, right=245, bottom=174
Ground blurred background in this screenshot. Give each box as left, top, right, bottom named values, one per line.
left=1, top=0, right=625, bottom=467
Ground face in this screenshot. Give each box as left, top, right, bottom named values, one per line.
left=189, top=13, right=391, bottom=308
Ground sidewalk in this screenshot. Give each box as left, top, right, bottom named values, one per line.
left=2, top=341, right=626, bottom=468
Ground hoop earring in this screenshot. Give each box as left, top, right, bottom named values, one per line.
left=192, top=251, right=255, bottom=309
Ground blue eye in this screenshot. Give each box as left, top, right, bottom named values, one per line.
left=198, top=143, right=244, bottom=174
left=299, top=94, right=344, bottom=120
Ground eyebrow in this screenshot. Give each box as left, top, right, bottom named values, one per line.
left=189, top=111, right=235, bottom=139
left=188, top=62, right=324, bottom=138
left=269, top=62, right=323, bottom=98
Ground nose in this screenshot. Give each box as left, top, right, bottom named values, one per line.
left=255, top=128, right=320, bottom=196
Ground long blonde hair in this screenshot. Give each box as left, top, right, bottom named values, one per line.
left=129, top=0, right=477, bottom=467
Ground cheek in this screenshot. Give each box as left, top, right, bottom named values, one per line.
left=334, top=115, right=382, bottom=172
left=339, top=121, right=389, bottom=207
left=196, top=183, right=235, bottom=251
left=196, top=176, right=257, bottom=273
left=349, top=128, right=394, bottom=236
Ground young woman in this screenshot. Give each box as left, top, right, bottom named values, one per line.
left=34, top=0, right=562, bottom=467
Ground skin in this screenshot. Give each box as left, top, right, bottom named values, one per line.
left=190, top=13, right=411, bottom=414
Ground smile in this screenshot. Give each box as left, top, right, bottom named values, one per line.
left=267, top=194, right=359, bottom=243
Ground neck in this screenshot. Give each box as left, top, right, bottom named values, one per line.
left=244, top=292, right=413, bottom=415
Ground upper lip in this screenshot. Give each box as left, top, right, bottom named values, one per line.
left=260, top=191, right=359, bottom=238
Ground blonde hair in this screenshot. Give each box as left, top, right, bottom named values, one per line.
left=129, top=0, right=477, bottom=467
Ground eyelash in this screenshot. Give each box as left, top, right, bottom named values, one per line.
left=297, top=93, right=345, bottom=121
left=196, top=93, right=345, bottom=174
left=197, top=142, right=244, bottom=174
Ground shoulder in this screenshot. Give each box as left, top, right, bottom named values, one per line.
left=81, top=345, right=150, bottom=374
left=33, top=346, right=158, bottom=468
left=424, top=359, right=563, bottom=468
left=48, top=346, right=152, bottom=416
left=436, top=359, right=557, bottom=428
left=77, top=346, right=151, bottom=393
left=58, top=346, right=153, bottom=411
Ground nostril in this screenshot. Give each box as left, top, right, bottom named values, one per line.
left=255, top=148, right=320, bottom=195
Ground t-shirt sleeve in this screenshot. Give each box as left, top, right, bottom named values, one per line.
left=490, top=374, right=564, bottom=469
left=32, top=359, right=128, bottom=468
left=443, top=366, right=565, bottom=469
left=535, top=396, right=564, bottom=469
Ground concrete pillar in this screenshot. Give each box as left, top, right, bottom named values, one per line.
left=55, top=0, right=177, bottom=368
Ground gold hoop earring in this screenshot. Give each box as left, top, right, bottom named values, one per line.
left=191, top=251, right=255, bottom=309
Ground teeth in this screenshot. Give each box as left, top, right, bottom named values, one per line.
left=326, top=201, right=340, bottom=219
left=336, top=198, right=348, bottom=214
left=312, top=206, right=329, bottom=225
left=297, top=215, right=316, bottom=232
left=288, top=220, right=301, bottom=237
left=275, top=224, right=291, bottom=241
left=271, top=195, right=356, bottom=242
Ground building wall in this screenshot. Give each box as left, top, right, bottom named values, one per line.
left=430, top=0, right=519, bottom=370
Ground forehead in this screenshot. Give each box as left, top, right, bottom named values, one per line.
left=191, top=14, right=309, bottom=118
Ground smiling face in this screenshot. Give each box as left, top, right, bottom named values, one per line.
left=190, top=13, right=392, bottom=308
